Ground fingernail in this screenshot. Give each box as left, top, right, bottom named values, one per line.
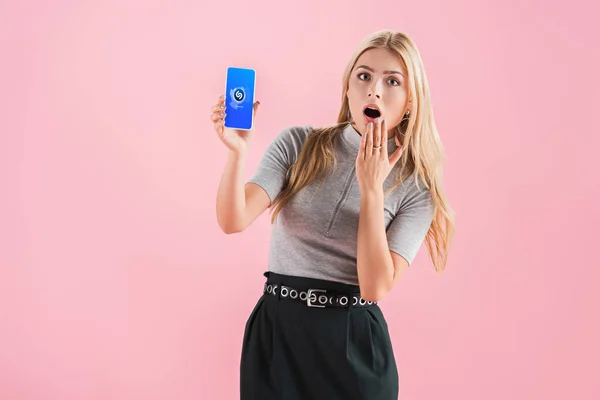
left=220, top=105, right=225, bottom=109
left=375, top=117, right=380, bottom=123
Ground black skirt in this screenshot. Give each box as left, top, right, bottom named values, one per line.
left=240, top=272, right=399, bottom=400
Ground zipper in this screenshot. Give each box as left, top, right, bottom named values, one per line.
left=324, top=165, right=356, bottom=237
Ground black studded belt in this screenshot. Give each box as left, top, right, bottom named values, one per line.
left=263, top=283, right=376, bottom=308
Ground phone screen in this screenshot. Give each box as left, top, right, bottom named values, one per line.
left=224, top=67, right=256, bottom=130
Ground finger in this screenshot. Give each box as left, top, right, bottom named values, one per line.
left=389, top=145, right=403, bottom=167
left=212, top=103, right=226, bottom=113
left=210, top=111, right=224, bottom=123
left=366, top=122, right=374, bottom=156
left=210, top=110, right=224, bottom=121
left=395, top=133, right=402, bottom=148
left=381, top=119, right=388, bottom=155
left=373, top=118, right=381, bottom=149
left=253, top=101, right=260, bottom=118
left=215, top=120, right=224, bottom=134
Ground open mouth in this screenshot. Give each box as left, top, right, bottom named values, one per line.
left=363, top=106, right=381, bottom=119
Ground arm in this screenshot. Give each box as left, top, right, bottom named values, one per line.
left=356, top=169, right=435, bottom=301
left=216, top=149, right=271, bottom=234
left=356, top=189, right=408, bottom=302
left=216, top=126, right=310, bottom=234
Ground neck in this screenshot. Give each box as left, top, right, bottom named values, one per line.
left=350, top=122, right=396, bottom=139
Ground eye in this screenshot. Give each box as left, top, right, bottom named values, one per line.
left=358, top=72, right=370, bottom=81
left=388, top=77, right=400, bottom=86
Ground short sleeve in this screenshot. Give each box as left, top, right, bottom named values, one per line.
left=386, top=178, right=436, bottom=265
left=247, top=125, right=311, bottom=204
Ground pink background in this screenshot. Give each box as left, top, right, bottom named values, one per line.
left=1, top=0, right=599, bottom=399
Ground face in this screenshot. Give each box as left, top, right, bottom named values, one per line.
left=346, top=47, right=410, bottom=137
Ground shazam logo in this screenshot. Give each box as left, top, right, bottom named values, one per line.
left=234, top=88, right=244, bottom=101
left=229, top=87, right=246, bottom=109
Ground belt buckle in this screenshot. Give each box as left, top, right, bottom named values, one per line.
left=306, top=288, right=326, bottom=308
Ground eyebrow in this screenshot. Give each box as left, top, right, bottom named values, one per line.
left=356, top=64, right=404, bottom=77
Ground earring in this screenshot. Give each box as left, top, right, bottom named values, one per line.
left=400, top=111, right=410, bottom=124
left=397, top=110, right=410, bottom=136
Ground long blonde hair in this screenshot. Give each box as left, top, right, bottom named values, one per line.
left=269, top=30, right=455, bottom=274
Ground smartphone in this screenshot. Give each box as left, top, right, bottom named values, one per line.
left=223, top=67, right=256, bottom=131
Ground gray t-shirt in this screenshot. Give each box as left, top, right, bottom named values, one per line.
left=248, top=123, right=435, bottom=285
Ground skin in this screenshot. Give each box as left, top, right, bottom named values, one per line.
left=347, top=47, right=411, bottom=139
left=348, top=48, right=413, bottom=301
left=211, top=47, right=414, bottom=301
left=211, top=96, right=266, bottom=234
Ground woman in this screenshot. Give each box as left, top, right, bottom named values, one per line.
left=211, top=30, right=455, bottom=400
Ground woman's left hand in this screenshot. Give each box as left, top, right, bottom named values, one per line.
left=355, top=118, right=404, bottom=194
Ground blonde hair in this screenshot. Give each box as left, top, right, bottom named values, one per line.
left=269, top=30, right=455, bottom=274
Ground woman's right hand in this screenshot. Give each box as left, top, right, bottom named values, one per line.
left=210, top=94, right=260, bottom=154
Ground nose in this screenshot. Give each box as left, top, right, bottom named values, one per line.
left=368, top=79, right=383, bottom=99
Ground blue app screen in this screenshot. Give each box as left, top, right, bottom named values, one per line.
left=224, top=67, right=255, bottom=130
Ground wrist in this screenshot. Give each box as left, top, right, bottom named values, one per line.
left=360, top=188, right=384, bottom=203
left=229, top=146, right=249, bottom=159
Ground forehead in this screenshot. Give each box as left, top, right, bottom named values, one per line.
left=354, top=48, right=406, bottom=74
